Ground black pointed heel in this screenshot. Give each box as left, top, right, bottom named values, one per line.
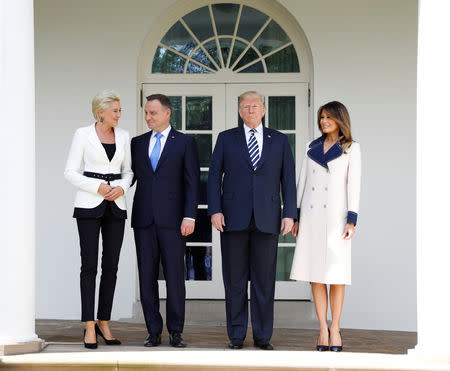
left=316, top=328, right=329, bottom=351
left=83, top=329, right=98, bottom=349
left=95, top=323, right=121, bottom=345
left=330, top=330, right=343, bottom=352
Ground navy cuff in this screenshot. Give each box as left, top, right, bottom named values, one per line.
left=347, top=211, right=358, bottom=225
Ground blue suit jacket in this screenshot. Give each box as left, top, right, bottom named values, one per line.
left=131, top=128, right=200, bottom=229
left=207, top=126, right=297, bottom=234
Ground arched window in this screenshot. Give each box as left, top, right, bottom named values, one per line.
left=152, top=3, right=300, bottom=74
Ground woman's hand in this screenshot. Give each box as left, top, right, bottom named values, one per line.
left=104, top=186, right=124, bottom=201
left=98, top=183, right=112, bottom=196
left=342, top=223, right=355, bottom=240
left=291, top=221, right=299, bottom=237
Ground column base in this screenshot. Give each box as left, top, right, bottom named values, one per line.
left=0, top=339, right=45, bottom=356
left=408, top=346, right=450, bottom=362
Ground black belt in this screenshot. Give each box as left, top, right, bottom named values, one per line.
left=83, top=171, right=121, bottom=185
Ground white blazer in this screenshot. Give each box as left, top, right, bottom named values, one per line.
left=64, top=123, right=133, bottom=210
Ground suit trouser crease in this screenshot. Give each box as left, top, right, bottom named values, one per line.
left=221, top=219, right=278, bottom=341
left=134, top=224, right=186, bottom=335
left=77, top=212, right=124, bottom=322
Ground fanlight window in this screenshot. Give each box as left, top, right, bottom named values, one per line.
left=152, top=3, right=300, bottom=74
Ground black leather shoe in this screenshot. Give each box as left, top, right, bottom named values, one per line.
left=83, top=329, right=98, bottom=349
left=330, top=330, right=343, bottom=352
left=169, top=332, right=187, bottom=348
left=95, top=323, right=121, bottom=345
left=254, top=340, right=274, bottom=350
left=144, top=333, right=161, bottom=347
left=228, top=339, right=244, bottom=349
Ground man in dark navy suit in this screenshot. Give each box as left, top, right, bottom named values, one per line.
left=208, top=91, right=296, bottom=350
left=131, top=94, right=200, bottom=347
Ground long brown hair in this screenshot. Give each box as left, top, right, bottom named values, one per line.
left=317, top=101, right=353, bottom=152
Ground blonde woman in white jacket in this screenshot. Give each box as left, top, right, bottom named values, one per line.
left=290, top=101, right=361, bottom=352
left=64, top=90, right=133, bottom=349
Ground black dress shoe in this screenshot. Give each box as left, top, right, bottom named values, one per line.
left=228, top=339, right=244, bottom=349
left=95, top=323, right=121, bottom=345
left=330, top=330, right=343, bottom=352
left=83, top=329, right=98, bottom=349
left=254, top=340, right=274, bottom=350
left=169, top=332, right=187, bottom=348
left=144, top=333, right=161, bottom=347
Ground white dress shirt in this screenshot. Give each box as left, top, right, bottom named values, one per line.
left=148, top=125, right=195, bottom=222
left=243, top=122, right=263, bottom=154
left=148, top=125, right=172, bottom=159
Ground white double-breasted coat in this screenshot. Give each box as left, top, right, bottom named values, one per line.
left=290, top=136, right=361, bottom=285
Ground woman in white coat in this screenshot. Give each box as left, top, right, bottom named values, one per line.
left=64, top=90, right=133, bottom=348
left=290, top=101, right=361, bottom=352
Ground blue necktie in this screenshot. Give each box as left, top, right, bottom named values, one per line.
left=248, top=129, right=260, bottom=170
left=150, top=132, right=163, bottom=171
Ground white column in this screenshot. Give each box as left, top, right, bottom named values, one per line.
left=414, top=0, right=450, bottom=358
left=0, top=0, right=43, bottom=355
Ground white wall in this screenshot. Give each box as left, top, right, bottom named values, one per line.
left=35, top=0, right=417, bottom=331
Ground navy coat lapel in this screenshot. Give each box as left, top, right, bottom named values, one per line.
left=257, top=127, right=272, bottom=170
left=307, top=135, right=343, bottom=170
left=235, top=128, right=254, bottom=170
left=155, top=127, right=176, bottom=172
left=142, top=131, right=154, bottom=173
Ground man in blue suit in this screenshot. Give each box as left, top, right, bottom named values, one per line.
left=131, top=94, right=200, bottom=348
left=208, top=91, right=296, bottom=350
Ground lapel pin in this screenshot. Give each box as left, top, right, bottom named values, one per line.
left=171, top=135, right=175, bottom=139
left=267, top=135, right=271, bottom=138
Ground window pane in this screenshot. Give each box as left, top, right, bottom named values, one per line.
left=186, top=62, right=212, bottom=74
left=191, top=48, right=217, bottom=70
left=239, top=61, right=264, bottom=73
left=191, top=134, right=212, bottom=167
left=203, top=40, right=221, bottom=68
left=187, top=209, right=212, bottom=243
left=199, top=171, right=208, bottom=205
left=269, top=96, right=295, bottom=130
left=183, top=6, right=214, bottom=42
left=161, top=21, right=197, bottom=57
left=229, top=40, right=248, bottom=67
left=186, top=96, right=212, bottom=130
left=276, top=246, right=295, bottom=281
left=186, top=246, right=212, bottom=280
left=234, top=47, right=259, bottom=71
left=168, top=96, right=182, bottom=130
left=254, top=20, right=291, bottom=55
left=265, top=45, right=300, bottom=73
left=237, top=6, right=268, bottom=41
left=212, top=3, right=240, bottom=35
left=152, top=46, right=186, bottom=73
left=219, top=38, right=232, bottom=66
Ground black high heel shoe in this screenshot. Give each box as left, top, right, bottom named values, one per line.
left=316, top=328, right=329, bottom=351
left=95, top=323, right=121, bottom=345
left=330, top=329, right=343, bottom=352
left=83, top=329, right=98, bottom=349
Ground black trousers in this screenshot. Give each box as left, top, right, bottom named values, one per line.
left=76, top=207, right=125, bottom=322
left=220, top=216, right=278, bottom=342
left=134, top=224, right=186, bottom=335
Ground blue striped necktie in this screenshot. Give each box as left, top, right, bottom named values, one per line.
left=248, top=129, right=260, bottom=170
left=150, top=132, right=163, bottom=171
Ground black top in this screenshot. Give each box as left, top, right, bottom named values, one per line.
left=73, top=142, right=126, bottom=219
left=102, top=143, right=116, bottom=161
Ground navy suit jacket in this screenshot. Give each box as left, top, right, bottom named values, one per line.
left=131, top=128, right=200, bottom=229
left=207, top=126, right=297, bottom=235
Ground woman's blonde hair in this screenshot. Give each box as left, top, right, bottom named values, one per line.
left=317, top=101, right=353, bottom=152
left=92, top=90, right=120, bottom=121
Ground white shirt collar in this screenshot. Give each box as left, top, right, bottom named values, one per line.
left=243, top=122, right=263, bottom=134
left=152, top=125, right=172, bottom=139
